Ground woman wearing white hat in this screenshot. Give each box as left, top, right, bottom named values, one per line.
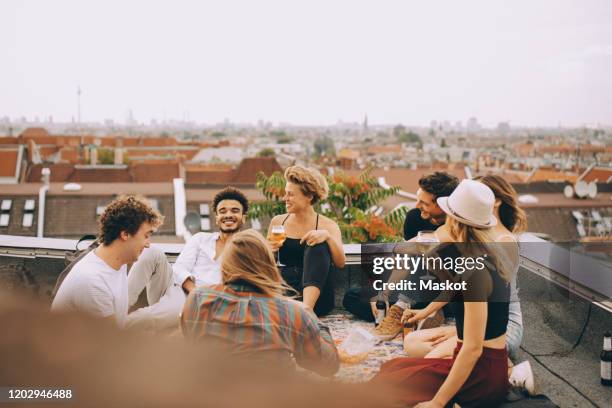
left=371, top=179, right=512, bottom=408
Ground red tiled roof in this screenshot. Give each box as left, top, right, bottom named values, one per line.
left=473, top=169, right=528, bottom=184
left=27, top=162, right=184, bottom=183
left=38, top=146, right=60, bottom=160
left=130, top=163, right=181, bottom=182
left=366, top=145, right=402, bottom=155
left=58, top=146, right=79, bottom=163
left=185, top=157, right=282, bottom=185
left=71, top=168, right=132, bottom=183
left=233, top=157, right=282, bottom=183
left=345, top=167, right=466, bottom=194
left=186, top=170, right=235, bottom=184
left=526, top=168, right=579, bottom=183
left=581, top=167, right=612, bottom=183
left=0, top=148, right=19, bottom=177
left=20, top=127, right=50, bottom=138
left=27, top=163, right=74, bottom=182
left=184, top=163, right=234, bottom=171
left=0, top=137, right=20, bottom=145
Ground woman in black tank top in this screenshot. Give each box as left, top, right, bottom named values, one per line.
left=371, top=180, right=512, bottom=407
left=267, top=166, right=346, bottom=317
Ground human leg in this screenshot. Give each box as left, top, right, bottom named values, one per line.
left=125, top=285, right=186, bottom=331
left=342, top=287, right=376, bottom=322
left=126, top=247, right=185, bottom=331
left=403, top=326, right=456, bottom=357
left=127, top=246, right=174, bottom=307
left=302, top=243, right=334, bottom=316
left=424, top=335, right=457, bottom=359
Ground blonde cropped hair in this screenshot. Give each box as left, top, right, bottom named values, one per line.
left=221, top=230, right=295, bottom=297
left=284, top=165, right=329, bottom=205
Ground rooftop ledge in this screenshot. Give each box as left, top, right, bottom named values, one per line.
left=0, top=233, right=610, bottom=313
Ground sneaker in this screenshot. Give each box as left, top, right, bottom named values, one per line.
left=374, top=305, right=404, bottom=340
left=509, top=361, right=537, bottom=396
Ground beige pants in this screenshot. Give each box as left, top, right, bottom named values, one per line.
left=125, top=247, right=186, bottom=331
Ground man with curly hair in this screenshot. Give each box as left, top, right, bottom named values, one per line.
left=125, top=186, right=249, bottom=330
left=52, top=196, right=163, bottom=327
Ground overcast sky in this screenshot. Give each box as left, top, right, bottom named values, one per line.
left=2, top=0, right=612, bottom=127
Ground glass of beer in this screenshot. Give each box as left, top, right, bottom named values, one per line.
left=269, top=225, right=287, bottom=266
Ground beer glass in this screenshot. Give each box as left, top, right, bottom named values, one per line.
left=269, top=225, right=287, bottom=266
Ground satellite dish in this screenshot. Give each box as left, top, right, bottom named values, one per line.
left=587, top=182, right=597, bottom=199
left=563, top=185, right=574, bottom=198
left=183, top=212, right=201, bottom=235
left=574, top=180, right=588, bottom=198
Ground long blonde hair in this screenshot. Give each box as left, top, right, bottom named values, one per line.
left=221, top=229, right=294, bottom=297
left=446, top=217, right=512, bottom=283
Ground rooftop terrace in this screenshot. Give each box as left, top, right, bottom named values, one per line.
left=0, top=234, right=610, bottom=407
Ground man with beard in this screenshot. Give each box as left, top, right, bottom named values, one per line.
left=125, top=187, right=249, bottom=330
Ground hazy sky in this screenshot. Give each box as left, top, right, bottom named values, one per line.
left=2, top=0, right=612, bottom=127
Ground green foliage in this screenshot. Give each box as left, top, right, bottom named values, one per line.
left=211, top=131, right=226, bottom=138
left=277, top=136, right=293, bottom=144
left=384, top=206, right=409, bottom=231
left=257, top=148, right=276, bottom=158
left=313, top=135, right=335, bottom=158
left=248, top=171, right=287, bottom=220
left=397, top=131, right=422, bottom=147
left=97, top=148, right=115, bottom=165
left=270, top=130, right=286, bottom=138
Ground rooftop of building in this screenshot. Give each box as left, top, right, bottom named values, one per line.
left=0, top=233, right=610, bottom=406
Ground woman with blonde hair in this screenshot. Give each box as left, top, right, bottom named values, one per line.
left=402, top=174, right=527, bottom=362
left=268, top=165, right=346, bottom=316
left=372, top=179, right=513, bottom=407
left=181, top=229, right=339, bottom=377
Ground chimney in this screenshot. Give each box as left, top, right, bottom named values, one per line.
left=114, top=147, right=124, bottom=165
left=90, top=146, right=98, bottom=165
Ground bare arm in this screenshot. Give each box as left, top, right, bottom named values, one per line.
left=325, top=221, right=346, bottom=268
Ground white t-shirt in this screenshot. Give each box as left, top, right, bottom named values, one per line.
left=51, top=250, right=129, bottom=328
left=172, top=232, right=222, bottom=287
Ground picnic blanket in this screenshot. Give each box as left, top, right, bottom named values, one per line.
left=320, top=313, right=406, bottom=383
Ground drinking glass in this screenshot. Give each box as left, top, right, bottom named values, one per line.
left=269, top=225, right=287, bottom=266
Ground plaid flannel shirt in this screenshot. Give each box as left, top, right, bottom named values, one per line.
left=181, top=281, right=339, bottom=376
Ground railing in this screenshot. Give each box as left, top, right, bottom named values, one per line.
left=0, top=233, right=610, bottom=312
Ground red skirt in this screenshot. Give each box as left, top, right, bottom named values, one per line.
left=371, top=344, right=508, bottom=407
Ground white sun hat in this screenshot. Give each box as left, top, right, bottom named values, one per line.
left=436, top=179, right=497, bottom=228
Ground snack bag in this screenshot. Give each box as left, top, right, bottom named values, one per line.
left=338, top=327, right=377, bottom=364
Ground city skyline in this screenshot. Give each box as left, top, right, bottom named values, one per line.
left=2, top=0, right=612, bottom=127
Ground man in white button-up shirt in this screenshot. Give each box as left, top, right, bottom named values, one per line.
left=125, top=187, right=249, bottom=330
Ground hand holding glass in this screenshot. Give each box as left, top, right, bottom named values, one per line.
left=269, top=225, right=286, bottom=266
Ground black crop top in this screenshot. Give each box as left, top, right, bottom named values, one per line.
left=278, top=214, right=319, bottom=268
left=440, top=244, right=510, bottom=341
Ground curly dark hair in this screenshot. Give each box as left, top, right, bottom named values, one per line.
left=212, top=187, right=249, bottom=214
left=98, top=195, right=163, bottom=245
left=418, top=171, right=459, bottom=200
